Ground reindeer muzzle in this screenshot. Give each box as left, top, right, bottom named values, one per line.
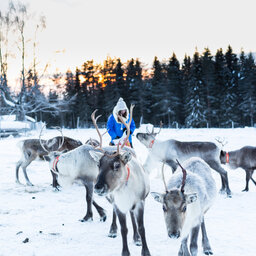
left=94, top=184, right=108, bottom=196
left=168, top=231, right=180, bottom=239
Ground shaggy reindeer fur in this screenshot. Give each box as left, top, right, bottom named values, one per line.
left=90, top=149, right=151, bottom=256
left=152, top=157, right=217, bottom=256
left=44, top=144, right=136, bottom=224
left=136, top=132, right=231, bottom=197
left=16, top=136, right=82, bottom=186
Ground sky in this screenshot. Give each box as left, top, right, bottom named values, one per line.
left=1, top=0, right=256, bottom=87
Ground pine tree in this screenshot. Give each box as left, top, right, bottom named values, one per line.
left=201, top=48, right=216, bottom=127
left=223, top=45, right=240, bottom=127
left=151, top=56, right=166, bottom=125
left=101, top=57, right=117, bottom=119
left=239, top=51, right=256, bottom=126
left=129, top=59, right=144, bottom=124
left=214, top=48, right=228, bottom=127
left=166, top=53, right=183, bottom=127
left=181, top=54, right=192, bottom=127
left=185, top=50, right=207, bottom=127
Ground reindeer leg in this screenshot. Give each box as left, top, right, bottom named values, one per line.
left=207, top=160, right=232, bottom=197
left=178, top=236, right=190, bottom=256
left=242, top=169, right=250, bottom=192
left=165, top=159, right=178, bottom=173
left=15, top=160, right=22, bottom=184
left=250, top=170, right=256, bottom=186
left=116, top=207, right=130, bottom=256
left=190, top=224, right=200, bottom=256
left=134, top=201, right=151, bottom=256
left=50, top=170, right=60, bottom=190
left=80, top=180, right=93, bottom=222
left=21, top=159, right=35, bottom=186
left=108, top=208, right=118, bottom=238
left=201, top=217, right=213, bottom=255
left=92, top=200, right=106, bottom=222
left=130, top=210, right=141, bottom=246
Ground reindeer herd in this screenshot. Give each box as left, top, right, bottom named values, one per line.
left=12, top=105, right=256, bottom=256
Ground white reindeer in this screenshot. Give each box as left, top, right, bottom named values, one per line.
left=136, top=126, right=231, bottom=197
left=151, top=157, right=217, bottom=256
left=43, top=108, right=138, bottom=233
left=89, top=104, right=151, bottom=256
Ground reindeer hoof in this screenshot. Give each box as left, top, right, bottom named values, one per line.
left=134, top=240, right=142, bottom=246
left=80, top=216, right=93, bottom=222
left=227, top=193, right=232, bottom=198
left=26, top=182, right=34, bottom=186
left=204, top=250, right=213, bottom=255
left=219, top=189, right=226, bottom=194
left=108, top=232, right=117, bottom=238
left=100, top=215, right=107, bottom=222
left=242, top=188, right=249, bottom=192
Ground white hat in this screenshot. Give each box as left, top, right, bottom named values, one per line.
left=113, top=97, right=129, bottom=123
left=115, top=98, right=127, bottom=112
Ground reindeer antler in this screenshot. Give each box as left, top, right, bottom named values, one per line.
left=146, top=121, right=163, bottom=135
left=176, top=159, right=187, bottom=194
left=54, top=126, right=65, bottom=150
left=117, top=104, right=135, bottom=149
left=161, top=161, right=168, bottom=193
left=215, top=136, right=228, bottom=148
left=39, top=124, right=50, bottom=153
left=39, top=125, right=65, bottom=152
left=91, top=109, right=103, bottom=149
left=146, top=124, right=154, bottom=134
left=156, top=121, right=163, bottom=135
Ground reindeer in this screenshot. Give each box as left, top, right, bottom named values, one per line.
left=136, top=126, right=232, bottom=197
left=151, top=157, right=217, bottom=256
left=16, top=130, right=82, bottom=186
left=43, top=111, right=135, bottom=224
left=89, top=104, right=151, bottom=256
left=43, top=143, right=108, bottom=222
left=220, top=146, right=256, bottom=192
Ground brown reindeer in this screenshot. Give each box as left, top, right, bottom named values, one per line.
left=16, top=134, right=82, bottom=186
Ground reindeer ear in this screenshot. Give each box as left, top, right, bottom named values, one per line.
left=220, top=150, right=226, bottom=157
left=120, top=152, right=132, bottom=164
left=151, top=192, right=164, bottom=203
left=61, top=149, right=68, bottom=154
left=43, top=155, right=51, bottom=162
left=89, top=150, right=103, bottom=163
left=53, top=152, right=61, bottom=158
left=185, top=193, right=197, bottom=204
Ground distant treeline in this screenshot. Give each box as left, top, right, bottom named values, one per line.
left=48, top=45, right=255, bottom=128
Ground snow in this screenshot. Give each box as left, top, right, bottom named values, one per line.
left=0, top=115, right=36, bottom=131
left=1, top=127, right=256, bottom=256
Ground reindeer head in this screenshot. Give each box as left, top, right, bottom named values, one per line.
left=39, top=125, right=65, bottom=153
left=89, top=150, right=132, bottom=196
left=85, top=138, right=100, bottom=147
left=136, top=122, right=162, bottom=148
left=219, top=150, right=227, bottom=164
left=89, top=104, right=134, bottom=196
left=43, top=151, right=62, bottom=163
left=151, top=160, right=197, bottom=239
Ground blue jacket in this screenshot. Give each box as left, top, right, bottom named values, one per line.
left=107, top=114, right=136, bottom=144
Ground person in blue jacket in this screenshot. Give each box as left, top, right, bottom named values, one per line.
left=107, top=98, right=136, bottom=148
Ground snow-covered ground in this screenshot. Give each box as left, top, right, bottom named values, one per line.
left=1, top=127, right=256, bottom=256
